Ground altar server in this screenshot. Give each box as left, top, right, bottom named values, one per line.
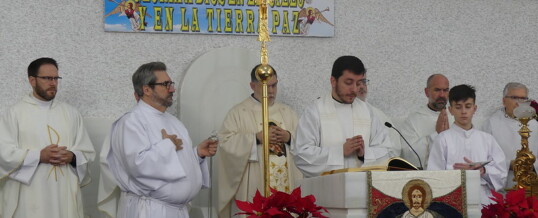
left=427, top=84, right=507, bottom=205
left=107, top=62, right=218, bottom=218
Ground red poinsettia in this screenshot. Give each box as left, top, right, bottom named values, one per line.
left=481, top=188, right=538, bottom=218
left=235, top=187, right=329, bottom=218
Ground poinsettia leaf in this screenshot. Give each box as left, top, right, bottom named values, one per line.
left=506, top=188, right=526, bottom=206
left=291, top=186, right=302, bottom=199
left=270, top=187, right=279, bottom=195
left=235, top=200, right=255, bottom=213
left=269, top=191, right=292, bottom=209
left=252, top=190, right=264, bottom=204
left=266, top=207, right=285, bottom=216
left=528, top=195, right=538, bottom=210
left=489, top=189, right=505, bottom=204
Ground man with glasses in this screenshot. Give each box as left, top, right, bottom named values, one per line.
left=0, top=57, right=95, bottom=218
left=357, top=76, right=402, bottom=157
left=293, top=56, right=395, bottom=178
left=217, top=64, right=303, bottom=217
left=106, top=62, right=218, bottom=218
left=399, top=74, right=453, bottom=169
left=482, top=82, right=538, bottom=189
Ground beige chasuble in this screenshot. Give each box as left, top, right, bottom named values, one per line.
left=217, top=97, right=302, bottom=218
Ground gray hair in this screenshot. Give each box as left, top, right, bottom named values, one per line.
left=503, top=82, right=528, bottom=96
left=132, top=62, right=167, bottom=97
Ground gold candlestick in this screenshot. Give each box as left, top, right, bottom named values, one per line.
left=512, top=116, right=538, bottom=196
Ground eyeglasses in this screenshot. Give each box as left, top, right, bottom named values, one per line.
left=149, top=81, right=175, bottom=89
left=505, top=96, right=529, bottom=101
left=358, top=79, right=370, bottom=86
left=33, top=76, right=62, bottom=81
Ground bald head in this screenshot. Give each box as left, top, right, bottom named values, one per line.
left=426, top=74, right=448, bottom=88
left=424, top=74, right=449, bottom=111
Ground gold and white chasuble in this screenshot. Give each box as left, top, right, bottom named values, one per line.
left=217, top=97, right=303, bottom=218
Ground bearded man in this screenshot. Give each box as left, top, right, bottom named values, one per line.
left=106, top=62, right=218, bottom=218
left=399, top=74, right=453, bottom=169
left=0, top=57, right=95, bottom=218
left=292, top=56, right=395, bottom=177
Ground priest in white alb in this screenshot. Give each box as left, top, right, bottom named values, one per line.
left=217, top=65, right=303, bottom=217
left=427, top=85, right=507, bottom=205
left=293, top=56, right=396, bottom=178
left=106, top=62, right=218, bottom=218
left=481, top=82, right=538, bottom=189
left=0, top=58, right=95, bottom=218
left=399, top=74, right=453, bottom=169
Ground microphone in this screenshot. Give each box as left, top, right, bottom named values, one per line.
left=384, top=122, right=423, bottom=170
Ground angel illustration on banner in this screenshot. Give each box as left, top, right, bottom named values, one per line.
left=105, top=0, right=151, bottom=31
left=297, top=7, right=334, bottom=35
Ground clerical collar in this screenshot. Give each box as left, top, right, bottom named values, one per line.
left=250, top=94, right=275, bottom=106
left=250, top=93, right=260, bottom=103
left=502, top=108, right=518, bottom=120
left=332, top=96, right=350, bottom=104
left=29, top=92, right=52, bottom=108
left=426, top=104, right=441, bottom=112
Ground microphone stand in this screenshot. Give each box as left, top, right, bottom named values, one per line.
left=385, top=122, right=423, bottom=170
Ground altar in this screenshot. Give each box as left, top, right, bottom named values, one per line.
left=299, top=170, right=481, bottom=218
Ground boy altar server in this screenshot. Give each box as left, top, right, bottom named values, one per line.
left=427, top=84, right=507, bottom=205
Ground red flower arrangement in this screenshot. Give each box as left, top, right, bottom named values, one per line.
left=235, top=187, right=329, bottom=218
left=481, top=188, right=538, bottom=218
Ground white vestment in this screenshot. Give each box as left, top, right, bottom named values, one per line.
left=97, top=134, right=121, bottom=218
left=217, top=97, right=303, bottom=218
left=481, top=108, right=538, bottom=189
left=0, top=93, right=95, bottom=218
left=427, top=124, right=508, bottom=205
left=107, top=100, right=209, bottom=218
left=367, top=101, right=402, bottom=157
left=293, top=94, right=395, bottom=178
left=400, top=106, right=454, bottom=169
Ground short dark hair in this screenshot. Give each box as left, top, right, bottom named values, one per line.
left=449, top=84, right=476, bottom=104
left=331, top=56, right=366, bottom=80
left=132, top=62, right=167, bottom=97
left=250, top=64, right=277, bottom=82
left=28, top=57, right=58, bottom=77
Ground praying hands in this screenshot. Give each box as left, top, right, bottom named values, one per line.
left=40, top=144, right=74, bottom=166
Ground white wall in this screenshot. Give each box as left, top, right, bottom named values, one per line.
left=2, top=0, right=537, bottom=123
left=2, top=1, right=538, bottom=217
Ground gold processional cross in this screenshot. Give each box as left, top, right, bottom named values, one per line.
left=256, top=0, right=275, bottom=197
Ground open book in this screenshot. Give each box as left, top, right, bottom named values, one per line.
left=321, top=157, right=419, bottom=176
